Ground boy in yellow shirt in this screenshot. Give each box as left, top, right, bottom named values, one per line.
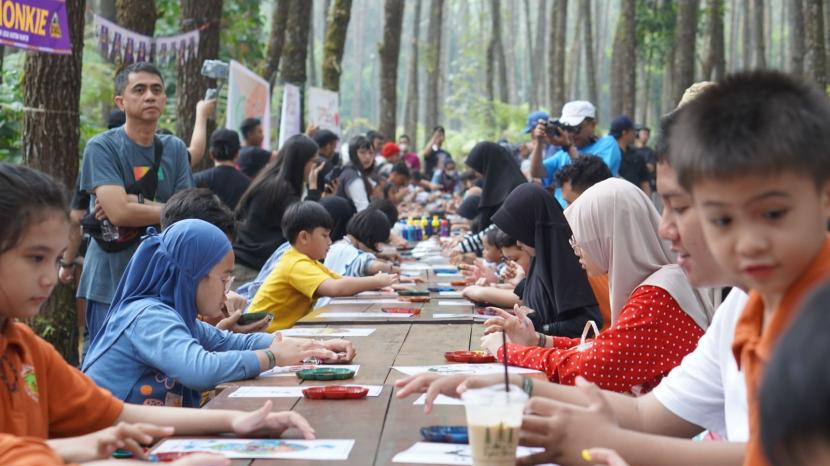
left=250, top=201, right=398, bottom=330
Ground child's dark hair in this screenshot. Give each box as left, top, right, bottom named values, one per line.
left=391, top=161, right=411, bottom=178
left=115, top=62, right=164, bottom=96
left=313, top=129, right=340, bottom=148
left=484, top=226, right=501, bottom=248
left=760, top=281, right=830, bottom=466
left=369, top=199, right=398, bottom=227
left=671, top=70, right=830, bottom=190
left=554, top=155, right=612, bottom=195
left=239, top=118, right=261, bottom=140
left=208, top=129, right=241, bottom=162
left=654, top=110, right=680, bottom=164
left=161, top=188, right=235, bottom=238
left=346, top=208, right=391, bottom=251
left=0, top=163, right=68, bottom=254
left=493, top=228, right=517, bottom=249
left=281, top=201, right=334, bottom=244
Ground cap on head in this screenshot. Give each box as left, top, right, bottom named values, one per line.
left=558, top=101, right=596, bottom=127
left=609, top=115, right=635, bottom=138
left=523, top=110, right=550, bottom=133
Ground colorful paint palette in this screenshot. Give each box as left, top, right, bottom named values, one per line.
left=295, top=368, right=355, bottom=381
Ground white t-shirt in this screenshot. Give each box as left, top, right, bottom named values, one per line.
left=652, top=288, right=749, bottom=441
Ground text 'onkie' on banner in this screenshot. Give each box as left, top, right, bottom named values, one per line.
left=0, top=0, right=71, bottom=54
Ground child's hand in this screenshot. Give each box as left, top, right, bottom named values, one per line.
left=374, top=272, right=399, bottom=288
left=216, top=309, right=271, bottom=334
left=502, top=260, right=518, bottom=280
left=50, top=423, right=174, bottom=463
left=483, top=305, right=537, bottom=347
left=269, top=334, right=338, bottom=366
left=170, top=453, right=231, bottom=466
left=582, top=448, right=631, bottom=466
left=230, top=400, right=316, bottom=439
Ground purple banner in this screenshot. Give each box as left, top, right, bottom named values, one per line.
left=0, top=0, right=72, bottom=54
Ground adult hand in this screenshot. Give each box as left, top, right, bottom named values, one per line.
left=393, top=373, right=470, bottom=414
left=483, top=305, right=537, bottom=347
left=304, top=123, right=319, bottom=137
left=269, top=333, right=338, bottom=366
left=516, top=377, right=619, bottom=466
left=480, top=331, right=506, bottom=356
left=502, top=260, right=518, bottom=281
left=373, top=271, right=399, bottom=288
left=308, top=162, right=324, bottom=191
left=230, top=400, right=316, bottom=439
left=216, top=309, right=271, bottom=334
left=532, top=120, right=547, bottom=143
left=225, top=291, right=247, bottom=314
left=324, top=178, right=339, bottom=196
left=582, top=448, right=632, bottom=466
left=317, top=338, right=357, bottom=363
left=54, top=423, right=174, bottom=463
left=195, top=98, right=218, bottom=119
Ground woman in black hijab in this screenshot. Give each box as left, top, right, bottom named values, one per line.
left=319, top=196, right=354, bottom=242
left=491, top=183, right=601, bottom=337
left=464, top=142, right=527, bottom=230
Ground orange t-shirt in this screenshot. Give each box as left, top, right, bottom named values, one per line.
left=0, top=435, right=64, bottom=466
left=733, top=235, right=830, bottom=466
left=0, top=321, right=124, bottom=439
left=587, top=274, right=612, bottom=330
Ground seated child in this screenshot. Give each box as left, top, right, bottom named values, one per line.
left=249, top=201, right=398, bottom=331
left=462, top=227, right=524, bottom=308
left=83, top=219, right=355, bottom=407
left=0, top=163, right=317, bottom=466
left=760, top=282, right=830, bottom=466
left=324, top=208, right=397, bottom=276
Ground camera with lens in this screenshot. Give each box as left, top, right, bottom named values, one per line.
left=545, top=118, right=576, bottom=137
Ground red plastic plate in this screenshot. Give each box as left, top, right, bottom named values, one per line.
left=302, top=385, right=369, bottom=399
left=444, top=351, right=497, bottom=363
left=382, top=306, right=421, bottom=315
left=402, top=296, right=431, bottom=303
left=451, top=280, right=469, bottom=286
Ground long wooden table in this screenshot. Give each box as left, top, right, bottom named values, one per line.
left=202, top=266, right=536, bottom=465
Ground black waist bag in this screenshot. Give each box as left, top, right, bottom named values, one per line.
left=81, top=137, right=163, bottom=253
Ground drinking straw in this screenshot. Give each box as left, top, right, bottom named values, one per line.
left=502, top=331, right=509, bottom=392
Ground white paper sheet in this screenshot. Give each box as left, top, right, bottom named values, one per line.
left=260, top=364, right=360, bottom=377
left=438, top=291, right=463, bottom=297
left=413, top=393, right=464, bottom=405
left=278, top=327, right=376, bottom=337
left=401, top=263, right=431, bottom=270
left=432, top=313, right=474, bottom=320
left=355, top=290, right=399, bottom=297
left=328, top=299, right=409, bottom=305
left=230, top=385, right=383, bottom=398
left=153, top=438, right=355, bottom=460
left=438, top=300, right=474, bottom=306
left=317, top=312, right=415, bottom=319
left=436, top=273, right=464, bottom=277
left=393, top=363, right=540, bottom=377
left=392, top=442, right=546, bottom=465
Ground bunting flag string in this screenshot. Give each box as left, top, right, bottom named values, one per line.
left=92, top=13, right=201, bottom=66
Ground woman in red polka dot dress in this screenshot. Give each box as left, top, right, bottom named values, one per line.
left=482, top=178, right=714, bottom=395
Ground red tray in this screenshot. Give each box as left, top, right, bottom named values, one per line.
left=383, top=306, right=421, bottom=315
left=444, top=351, right=497, bottom=363
left=302, top=386, right=369, bottom=399
left=402, top=296, right=431, bottom=303
left=451, top=280, right=469, bottom=287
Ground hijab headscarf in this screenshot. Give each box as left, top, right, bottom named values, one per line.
left=564, top=178, right=714, bottom=329
left=492, top=184, right=599, bottom=336
left=320, top=196, right=354, bottom=241
left=465, top=142, right=527, bottom=226
left=82, top=219, right=232, bottom=372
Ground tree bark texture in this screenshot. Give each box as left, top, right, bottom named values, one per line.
left=379, top=0, right=405, bottom=139
left=321, top=0, right=352, bottom=92
left=98, top=0, right=116, bottom=20
left=673, top=0, right=699, bottom=106
left=524, top=0, right=537, bottom=108
left=535, top=0, right=548, bottom=108
left=790, top=0, right=805, bottom=75
left=116, top=0, right=156, bottom=35
left=742, top=0, right=751, bottom=68
left=281, top=0, right=313, bottom=85
left=22, top=0, right=86, bottom=365
left=581, top=0, right=598, bottom=109
left=804, top=0, right=828, bottom=87
left=490, top=0, right=509, bottom=103
left=610, top=0, right=635, bottom=117
left=264, top=0, right=289, bottom=85
left=702, top=0, right=725, bottom=81
left=307, top=2, right=317, bottom=87
left=549, top=0, right=568, bottom=114
left=403, top=0, right=421, bottom=146
left=752, top=0, right=766, bottom=67
left=175, top=0, right=223, bottom=148
left=425, top=0, right=444, bottom=132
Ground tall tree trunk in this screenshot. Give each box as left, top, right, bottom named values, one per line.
left=791, top=0, right=805, bottom=75
left=99, top=0, right=116, bottom=20
left=308, top=2, right=317, bottom=87
left=524, top=0, right=538, bottom=108
left=549, top=0, right=568, bottom=113
left=742, top=0, right=751, bottom=68
left=176, top=0, right=223, bottom=148
left=752, top=0, right=766, bottom=67
left=805, top=0, right=828, bottom=87
left=23, top=0, right=86, bottom=365
left=535, top=0, right=548, bottom=108
left=702, top=0, right=725, bottom=80
left=403, top=0, right=421, bottom=146
left=379, top=0, right=404, bottom=139
left=661, top=36, right=676, bottom=115
left=611, top=0, right=635, bottom=117
left=321, top=0, right=352, bottom=92
left=265, top=0, right=290, bottom=85
left=567, top=14, right=583, bottom=99
left=425, top=0, right=445, bottom=132
left=489, top=0, right=509, bottom=103
left=0, top=46, right=4, bottom=85
left=281, top=0, right=313, bottom=85
left=581, top=0, right=598, bottom=108
left=779, top=0, right=787, bottom=68
left=349, top=1, right=365, bottom=121
left=673, top=0, right=699, bottom=105
left=505, top=0, right=520, bottom=104
left=729, top=0, right=739, bottom=71
left=116, top=0, right=156, bottom=35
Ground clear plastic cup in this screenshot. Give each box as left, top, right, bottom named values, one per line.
left=461, top=384, right=528, bottom=466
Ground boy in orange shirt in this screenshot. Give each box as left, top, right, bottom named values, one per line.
left=671, top=70, right=830, bottom=466
left=0, top=163, right=314, bottom=465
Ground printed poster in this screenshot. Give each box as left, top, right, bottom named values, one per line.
left=0, top=0, right=72, bottom=54
left=226, top=59, right=271, bottom=149
left=152, top=438, right=355, bottom=460
left=279, top=82, right=301, bottom=148
left=307, top=86, right=341, bottom=139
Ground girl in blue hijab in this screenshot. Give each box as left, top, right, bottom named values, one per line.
left=83, top=219, right=352, bottom=407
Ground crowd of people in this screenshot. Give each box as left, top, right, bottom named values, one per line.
left=0, top=60, right=829, bottom=466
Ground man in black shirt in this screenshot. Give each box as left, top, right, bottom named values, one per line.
left=611, top=115, right=651, bottom=196
left=312, top=129, right=341, bottom=194
left=421, top=126, right=452, bottom=179
left=634, top=125, right=657, bottom=191
left=237, top=117, right=274, bottom=178
left=193, top=128, right=251, bottom=210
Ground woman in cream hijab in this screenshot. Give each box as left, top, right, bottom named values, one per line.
left=482, top=178, right=714, bottom=395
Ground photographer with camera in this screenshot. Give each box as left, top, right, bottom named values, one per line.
left=529, top=100, right=622, bottom=207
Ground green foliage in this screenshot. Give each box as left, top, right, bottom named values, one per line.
left=219, top=1, right=268, bottom=69
left=634, top=0, right=676, bottom=66
left=0, top=51, right=24, bottom=162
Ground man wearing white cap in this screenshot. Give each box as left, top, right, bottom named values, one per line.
left=529, top=100, right=622, bottom=207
